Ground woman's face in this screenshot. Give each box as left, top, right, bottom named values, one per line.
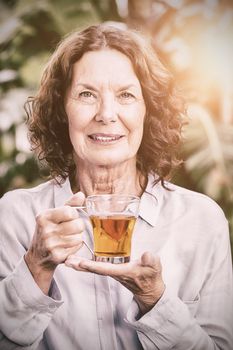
left=64, top=49, right=146, bottom=168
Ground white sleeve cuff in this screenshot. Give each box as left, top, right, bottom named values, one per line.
left=125, top=288, right=193, bottom=350
left=11, top=256, right=63, bottom=312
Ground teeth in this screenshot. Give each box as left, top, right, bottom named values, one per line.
left=91, top=135, right=120, bottom=141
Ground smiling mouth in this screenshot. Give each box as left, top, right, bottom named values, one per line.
left=88, top=134, right=124, bottom=143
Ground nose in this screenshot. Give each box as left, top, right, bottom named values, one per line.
left=95, top=94, right=117, bottom=124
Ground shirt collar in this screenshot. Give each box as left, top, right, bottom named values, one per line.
left=139, top=174, right=164, bottom=227
left=54, top=178, right=73, bottom=208
left=53, top=174, right=163, bottom=227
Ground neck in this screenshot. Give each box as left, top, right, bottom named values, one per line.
left=71, top=159, right=146, bottom=197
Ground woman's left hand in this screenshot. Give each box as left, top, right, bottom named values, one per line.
left=65, top=252, right=165, bottom=315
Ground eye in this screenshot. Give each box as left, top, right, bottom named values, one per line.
left=69, top=88, right=98, bottom=103
left=119, top=92, right=135, bottom=99
left=79, top=91, right=97, bottom=100
left=118, top=91, right=135, bottom=104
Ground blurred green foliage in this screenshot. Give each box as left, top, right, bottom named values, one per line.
left=0, top=0, right=233, bottom=251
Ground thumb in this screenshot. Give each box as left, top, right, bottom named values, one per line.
left=141, top=252, right=160, bottom=268
left=65, top=191, right=86, bottom=207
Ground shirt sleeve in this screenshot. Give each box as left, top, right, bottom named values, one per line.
left=0, top=256, right=63, bottom=348
left=0, top=190, right=63, bottom=348
left=125, top=220, right=233, bottom=350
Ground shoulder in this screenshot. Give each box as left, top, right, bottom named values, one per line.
left=148, top=177, right=228, bottom=233
left=0, top=180, right=54, bottom=202
left=147, top=175, right=226, bottom=220
left=161, top=182, right=228, bottom=231
left=167, top=182, right=224, bottom=212
left=0, top=180, right=56, bottom=216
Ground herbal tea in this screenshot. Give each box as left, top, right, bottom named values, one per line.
left=90, top=215, right=136, bottom=257
left=86, top=194, right=140, bottom=263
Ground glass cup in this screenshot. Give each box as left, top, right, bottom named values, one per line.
left=85, top=194, right=140, bottom=263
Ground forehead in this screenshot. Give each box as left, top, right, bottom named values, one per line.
left=71, top=49, right=140, bottom=87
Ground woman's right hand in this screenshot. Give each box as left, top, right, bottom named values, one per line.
left=24, top=192, right=85, bottom=294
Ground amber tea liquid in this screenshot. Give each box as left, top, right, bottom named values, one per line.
left=90, top=215, right=136, bottom=258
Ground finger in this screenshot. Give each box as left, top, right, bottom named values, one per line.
left=65, top=256, right=90, bottom=272
left=66, top=245, right=85, bottom=257
left=65, top=191, right=86, bottom=207
left=58, top=234, right=84, bottom=249
left=42, top=235, right=84, bottom=255
left=37, top=206, right=79, bottom=225
left=57, top=218, right=85, bottom=236
left=141, top=252, right=157, bottom=266
left=45, top=244, right=83, bottom=265
left=65, top=256, right=134, bottom=277
left=141, top=252, right=162, bottom=275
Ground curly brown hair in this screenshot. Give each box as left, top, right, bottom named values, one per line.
left=25, top=24, right=184, bottom=186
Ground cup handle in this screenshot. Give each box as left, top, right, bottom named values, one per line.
left=82, top=240, right=94, bottom=257
left=72, top=206, right=94, bottom=258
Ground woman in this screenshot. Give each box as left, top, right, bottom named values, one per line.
left=0, top=24, right=232, bottom=350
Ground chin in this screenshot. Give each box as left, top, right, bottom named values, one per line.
left=90, top=153, right=119, bottom=164
left=91, top=153, right=136, bottom=168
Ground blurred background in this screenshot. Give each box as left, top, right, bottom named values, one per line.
left=0, top=0, right=233, bottom=252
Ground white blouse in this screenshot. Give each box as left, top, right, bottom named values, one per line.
left=0, top=176, right=232, bottom=349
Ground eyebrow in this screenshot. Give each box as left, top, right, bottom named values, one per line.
left=74, top=83, right=139, bottom=91
left=117, top=84, right=139, bottom=91
left=74, top=83, right=98, bottom=92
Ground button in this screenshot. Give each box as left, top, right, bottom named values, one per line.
left=48, top=304, right=57, bottom=310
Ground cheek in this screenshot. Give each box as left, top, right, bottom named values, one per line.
left=67, top=104, right=96, bottom=131
left=121, top=104, right=145, bottom=134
